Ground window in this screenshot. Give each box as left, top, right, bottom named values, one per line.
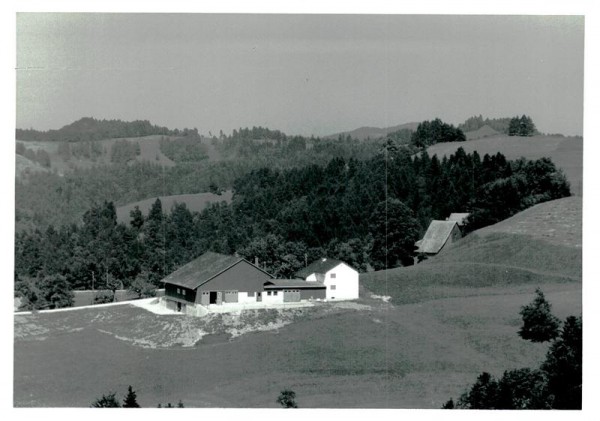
left=330, top=273, right=336, bottom=279
left=330, top=285, right=336, bottom=290
left=267, top=291, right=272, bottom=296
left=248, top=291, right=254, bottom=297
left=182, top=289, right=186, bottom=296
left=176, top=288, right=180, bottom=294
left=273, top=291, right=278, bottom=296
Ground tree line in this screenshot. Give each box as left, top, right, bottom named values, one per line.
left=15, top=144, right=570, bottom=306
left=16, top=117, right=198, bottom=142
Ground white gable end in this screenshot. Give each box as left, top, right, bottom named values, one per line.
left=323, top=262, right=359, bottom=300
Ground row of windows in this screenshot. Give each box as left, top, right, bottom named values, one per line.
left=176, top=288, right=187, bottom=296
left=266, top=291, right=278, bottom=296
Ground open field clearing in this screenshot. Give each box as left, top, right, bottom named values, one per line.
left=115, top=190, right=233, bottom=224
left=426, top=134, right=583, bottom=195
left=14, top=282, right=580, bottom=408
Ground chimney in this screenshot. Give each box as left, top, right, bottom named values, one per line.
left=255, top=256, right=259, bottom=266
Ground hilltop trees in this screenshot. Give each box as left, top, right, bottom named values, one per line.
left=508, top=115, right=537, bottom=137
left=411, top=118, right=466, bottom=148
left=16, top=117, right=194, bottom=142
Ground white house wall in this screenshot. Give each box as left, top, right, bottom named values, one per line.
left=324, top=263, right=359, bottom=300
left=261, top=290, right=284, bottom=304
left=237, top=292, right=258, bottom=304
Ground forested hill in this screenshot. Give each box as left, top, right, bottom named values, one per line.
left=16, top=117, right=199, bottom=142
left=15, top=147, right=571, bottom=304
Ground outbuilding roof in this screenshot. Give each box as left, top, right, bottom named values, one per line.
left=161, top=252, right=271, bottom=290
left=416, top=220, right=460, bottom=254
left=447, top=212, right=471, bottom=226
left=264, top=279, right=326, bottom=289
left=295, top=257, right=348, bottom=279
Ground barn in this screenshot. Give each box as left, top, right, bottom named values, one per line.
left=415, top=220, right=462, bottom=257
left=162, top=251, right=273, bottom=313
left=295, top=258, right=359, bottom=300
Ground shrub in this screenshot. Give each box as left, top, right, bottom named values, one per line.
left=276, top=389, right=298, bottom=408
left=94, top=290, right=115, bottom=304
left=91, top=392, right=121, bottom=408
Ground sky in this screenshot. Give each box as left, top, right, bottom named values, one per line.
left=16, top=13, right=584, bottom=137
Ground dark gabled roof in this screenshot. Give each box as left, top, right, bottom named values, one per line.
left=264, top=279, right=326, bottom=289
left=161, top=252, right=271, bottom=290
left=416, top=220, right=459, bottom=254
left=294, top=257, right=348, bottom=279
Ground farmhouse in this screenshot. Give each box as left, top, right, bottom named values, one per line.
left=415, top=220, right=462, bottom=257
left=161, top=252, right=356, bottom=315
left=162, top=252, right=274, bottom=314
left=295, top=258, right=359, bottom=300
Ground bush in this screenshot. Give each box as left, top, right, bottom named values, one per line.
left=94, top=290, right=115, bottom=304
left=91, top=392, right=121, bottom=408
left=276, top=389, right=298, bottom=408
left=128, top=272, right=157, bottom=299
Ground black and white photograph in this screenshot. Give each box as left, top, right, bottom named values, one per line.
left=7, top=2, right=593, bottom=414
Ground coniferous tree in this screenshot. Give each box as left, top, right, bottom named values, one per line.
left=541, top=316, right=582, bottom=409
left=122, top=385, right=140, bottom=408
left=519, top=288, right=561, bottom=343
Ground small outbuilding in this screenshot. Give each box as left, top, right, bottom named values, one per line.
left=263, top=279, right=327, bottom=302
left=295, top=258, right=359, bottom=300
left=415, top=220, right=462, bottom=257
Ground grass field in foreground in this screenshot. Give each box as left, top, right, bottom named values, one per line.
left=14, top=282, right=580, bottom=408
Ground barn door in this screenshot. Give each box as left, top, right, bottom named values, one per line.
left=257, top=292, right=262, bottom=302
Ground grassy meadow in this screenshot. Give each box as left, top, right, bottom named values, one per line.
left=14, top=282, right=580, bottom=408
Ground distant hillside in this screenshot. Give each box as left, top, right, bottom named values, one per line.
left=361, top=196, right=582, bottom=304
left=15, top=154, right=51, bottom=178
left=16, top=117, right=196, bottom=142
left=326, top=122, right=419, bottom=141
left=425, top=134, right=583, bottom=196
left=116, top=190, right=233, bottom=225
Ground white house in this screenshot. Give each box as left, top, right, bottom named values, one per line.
left=295, top=258, right=359, bottom=301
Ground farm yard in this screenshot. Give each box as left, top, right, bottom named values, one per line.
left=14, top=281, right=580, bottom=408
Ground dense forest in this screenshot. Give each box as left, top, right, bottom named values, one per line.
left=15, top=134, right=382, bottom=231
left=15, top=141, right=571, bottom=308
